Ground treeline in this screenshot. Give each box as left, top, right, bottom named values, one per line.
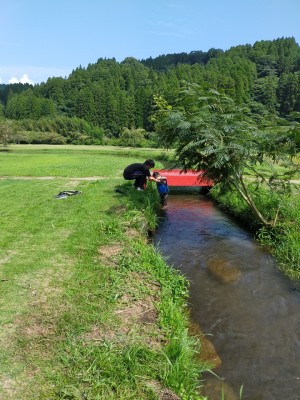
left=1, top=37, right=300, bottom=145
left=140, top=48, right=225, bottom=70
left=13, top=117, right=104, bottom=144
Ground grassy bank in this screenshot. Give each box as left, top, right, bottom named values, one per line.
left=210, top=184, right=300, bottom=280
left=0, top=146, right=210, bottom=399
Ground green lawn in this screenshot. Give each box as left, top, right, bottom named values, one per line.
left=0, top=145, right=210, bottom=400
left=0, top=145, right=170, bottom=177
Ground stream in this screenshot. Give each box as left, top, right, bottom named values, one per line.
left=153, top=194, right=300, bottom=400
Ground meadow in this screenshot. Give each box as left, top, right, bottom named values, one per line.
left=0, top=145, right=210, bottom=400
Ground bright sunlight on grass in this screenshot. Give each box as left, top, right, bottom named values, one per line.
left=0, top=145, right=210, bottom=400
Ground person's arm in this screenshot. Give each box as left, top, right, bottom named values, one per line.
left=148, top=176, right=160, bottom=183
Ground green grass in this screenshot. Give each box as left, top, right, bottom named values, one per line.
left=210, top=184, right=300, bottom=280
left=257, top=194, right=300, bottom=279
left=0, top=145, right=172, bottom=177
left=0, top=145, right=210, bottom=400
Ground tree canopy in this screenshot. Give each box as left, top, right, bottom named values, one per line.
left=154, top=82, right=299, bottom=227
left=0, top=37, right=300, bottom=144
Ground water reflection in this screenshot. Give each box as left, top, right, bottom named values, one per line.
left=154, top=195, right=300, bottom=400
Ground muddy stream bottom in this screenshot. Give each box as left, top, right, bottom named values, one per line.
left=153, top=195, right=300, bottom=400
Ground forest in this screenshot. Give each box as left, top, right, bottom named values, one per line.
left=1, top=37, right=300, bottom=146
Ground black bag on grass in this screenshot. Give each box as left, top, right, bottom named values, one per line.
left=55, top=190, right=82, bottom=199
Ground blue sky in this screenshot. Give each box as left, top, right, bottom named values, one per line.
left=1, top=0, right=300, bottom=85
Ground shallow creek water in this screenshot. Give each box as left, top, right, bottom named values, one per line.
left=153, top=194, right=300, bottom=400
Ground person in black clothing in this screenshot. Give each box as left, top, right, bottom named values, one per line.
left=123, top=159, right=159, bottom=190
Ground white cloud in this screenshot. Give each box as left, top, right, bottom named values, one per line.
left=8, top=77, right=19, bottom=84
left=9, top=73, right=34, bottom=85
left=0, top=66, right=72, bottom=85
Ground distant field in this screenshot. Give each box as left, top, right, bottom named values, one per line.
left=0, top=144, right=170, bottom=177
left=8, top=144, right=173, bottom=159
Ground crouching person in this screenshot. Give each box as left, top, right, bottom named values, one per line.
left=123, top=159, right=159, bottom=190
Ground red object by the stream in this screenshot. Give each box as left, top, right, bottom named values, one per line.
left=155, top=169, right=213, bottom=187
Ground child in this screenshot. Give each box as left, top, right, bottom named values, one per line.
left=153, top=171, right=169, bottom=207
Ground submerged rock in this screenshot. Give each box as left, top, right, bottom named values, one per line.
left=207, top=258, right=241, bottom=283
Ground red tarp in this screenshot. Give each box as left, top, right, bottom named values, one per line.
left=155, top=169, right=213, bottom=187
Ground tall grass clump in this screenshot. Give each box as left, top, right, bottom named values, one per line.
left=115, top=239, right=208, bottom=400
left=113, top=185, right=210, bottom=398
left=210, top=183, right=300, bottom=279
left=257, top=195, right=300, bottom=279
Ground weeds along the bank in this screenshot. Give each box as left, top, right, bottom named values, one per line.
left=210, top=184, right=300, bottom=280
left=0, top=175, right=210, bottom=399
left=53, top=183, right=211, bottom=399
left=104, top=183, right=211, bottom=399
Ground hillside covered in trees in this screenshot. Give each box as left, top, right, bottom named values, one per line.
left=1, top=37, right=300, bottom=145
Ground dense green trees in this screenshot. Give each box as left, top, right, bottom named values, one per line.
left=11, top=116, right=104, bottom=144
left=153, top=83, right=299, bottom=227
left=0, top=37, right=300, bottom=144
left=5, top=89, right=57, bottom=120
left=277, top=72, right=300, bottom=114
left=0, top=119, right=14, bottom=147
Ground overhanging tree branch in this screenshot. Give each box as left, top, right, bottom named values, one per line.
left=153, top=83, right=299, bottom=227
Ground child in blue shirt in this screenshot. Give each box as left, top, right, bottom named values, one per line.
left=153, top=171, right=169, bottom=207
